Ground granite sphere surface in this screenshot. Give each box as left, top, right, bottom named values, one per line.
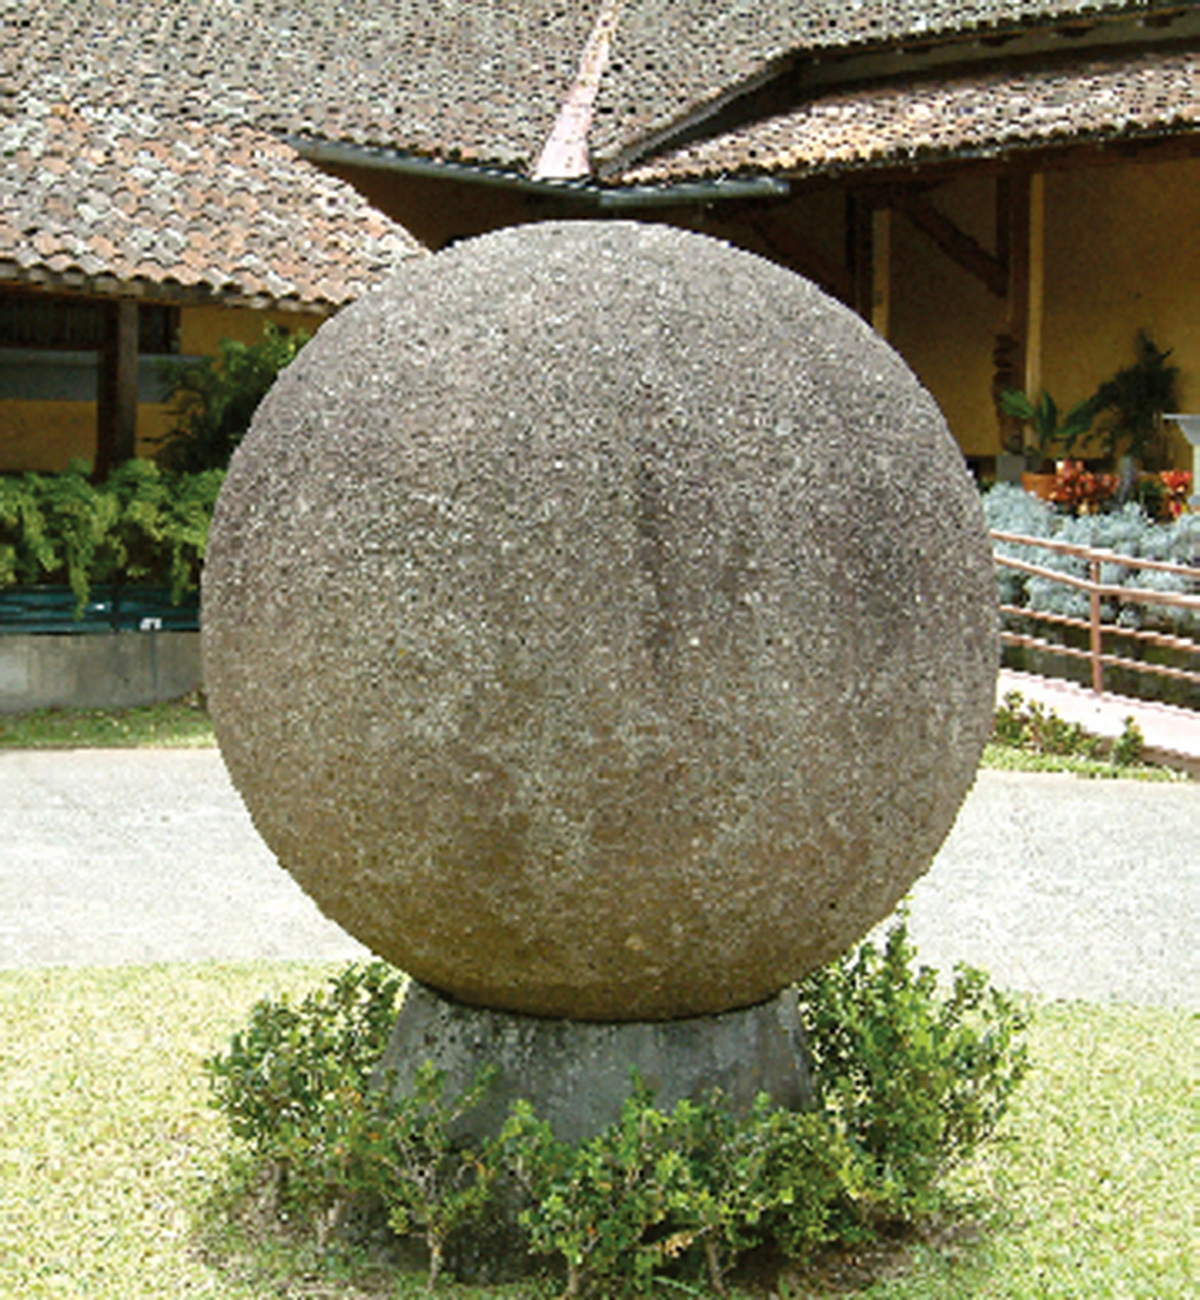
left=202, top=220, right=998, bottom=1021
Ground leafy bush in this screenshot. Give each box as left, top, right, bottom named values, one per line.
left=1002, top=331, right=1180, bottom=471
left=206, top=925, right=1029, bottom=1294
left=359, top=1062, right=501, bottom=1290
left=155, top=322, right=308, bottom=472
left=796, top=922, right=1029, bottom=1227
left=499, top=1083, right=856, bottom=1298
left=0, top=459, right=223, bottom=613
left=992, top=690, right=1104, bottom=759
left=992, top=690, right=1146, bottom=768
left=1092, top=330, right=1180, bottom=470
left=204, top=962, right=404, bottom=1241
left=999, top=388, right=1101, bottom=463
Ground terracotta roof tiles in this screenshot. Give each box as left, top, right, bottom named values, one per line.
left=2, top=1, right=1194, bottom=302
left=621, top=46, right=1199, bottom=183
left=0, top=97, right=424, bottom=309
left=590, top=0, right=1148, bottom=163
left=8, top=1, right=592, bottom=170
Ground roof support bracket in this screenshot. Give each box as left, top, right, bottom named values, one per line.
left=888, top=188, right=1007, bottom=298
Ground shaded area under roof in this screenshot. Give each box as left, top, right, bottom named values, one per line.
left=0, top=97, right=425, bottom=309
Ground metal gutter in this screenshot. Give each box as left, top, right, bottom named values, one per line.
left=287, top=137, right=790, bottom=207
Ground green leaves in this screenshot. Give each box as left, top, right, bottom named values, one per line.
left=0, top=459, right=224, bottom=613
left=1000, top=387, right=1102, bottom=460
left=156, top=322, right=309, bottom=472
left=362, top=1062, right=502, bottom=1291
left=798, top=921, right=1030, bottom=1226
left=204, top=961, right=404, bottom=1229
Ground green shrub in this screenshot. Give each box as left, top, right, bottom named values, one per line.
left=204, top=962, right=403, bottom=1239
left=359, top=1062, right=501, bottom=1291
left=796, top=921, right=1029, bottom=1225
left=156, top=322, right=308, bottom=472
left=991, top=690, right=1104, bottom=760
left=206, top=925, right=1030, bottom=1294
left=993, top=691, right=1155, bottom=771
left=1110, top=716, right=1146, bottom=767
left=501, top=1082, right=692, bottom=1297
left=0, top=459, right=223, bottom=613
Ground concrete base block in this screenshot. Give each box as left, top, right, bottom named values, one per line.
left=379, top=981, right=814, bottom=1147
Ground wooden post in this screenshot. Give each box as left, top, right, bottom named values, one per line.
left=1024, top=172, right=1046, bottom=404
left=96, top=297, right=139, bottom=479
left=871, top=207, right=892, bottom=338
left=1089, top=554, right=1104, bottom=695
left=995, top=172, right=1045, bottom=458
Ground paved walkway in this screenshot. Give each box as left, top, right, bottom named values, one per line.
left=1, top=748, right=1195, bottom=1007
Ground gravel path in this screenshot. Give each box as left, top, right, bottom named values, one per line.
left=2, top=750, right=1196, bottom=1007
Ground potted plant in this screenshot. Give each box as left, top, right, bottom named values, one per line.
left=999, top=388, right=1102, bottom=498
left=1092, top=331, right=1180, bottom=477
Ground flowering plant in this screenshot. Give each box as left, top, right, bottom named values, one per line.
left=1048, top=460, right=1118, bottom=515
left=1159, top=469, right=1192, bottom=518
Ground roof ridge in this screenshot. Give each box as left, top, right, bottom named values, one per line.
left=533, top=0, right=627, bottom=181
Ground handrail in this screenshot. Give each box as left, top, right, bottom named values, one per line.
left=990, top=529, right=1199, bottom=701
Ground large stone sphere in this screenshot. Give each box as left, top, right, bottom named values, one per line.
left=202, top=220, right=997, bottom=1021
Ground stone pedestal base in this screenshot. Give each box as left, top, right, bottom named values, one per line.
left=378, top=981, right=814, bottom=1146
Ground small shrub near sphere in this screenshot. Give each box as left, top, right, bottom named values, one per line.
left=992, top=690, right=1148, bottom=770
left=205, top=924, right=1029, bottom=1295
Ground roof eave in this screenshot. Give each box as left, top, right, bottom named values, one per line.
left=288, top=136, right=791, bottom=206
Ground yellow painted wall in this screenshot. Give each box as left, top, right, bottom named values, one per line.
left=179, top=304, right=324, bottom=356
left=0, top=304, right=327, bottom=474
left=856, top=154, right=1198, bottom=472
left=1042, top=156, right=1199, bottom=468
left=886, top=176, right=1001, bottom=459
left=0, top=401, right=96, bottom=472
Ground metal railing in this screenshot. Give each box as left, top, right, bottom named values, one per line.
left=990, top=529, right=1200, bottom=703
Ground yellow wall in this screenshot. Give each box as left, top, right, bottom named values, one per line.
left=0, top=304, right=327, bottom=474
left=1042, top=156, right=1199, bottom=468
left=886, top=176, right=1002, bottom=459
left=0, top=400, right=97, bottom=472
left=837, top=154, right=1199, bottom=471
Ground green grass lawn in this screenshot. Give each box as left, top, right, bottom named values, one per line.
left=1, top=963, right=1193, bottom=1299
left=0, top=694, right=215, bottom=749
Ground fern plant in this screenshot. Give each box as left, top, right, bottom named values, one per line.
left=0, top=460, right=224, bottom=613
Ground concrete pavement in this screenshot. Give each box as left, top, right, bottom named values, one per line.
left=1, top=748, right=1196, bottom=1007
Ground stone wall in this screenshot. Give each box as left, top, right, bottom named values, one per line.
left=0, top=630, right=201, bottom=712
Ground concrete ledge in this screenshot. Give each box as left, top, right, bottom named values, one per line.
left=0, top=631, right=201, bottom=712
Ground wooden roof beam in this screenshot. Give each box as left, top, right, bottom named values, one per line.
left=887, top=188, right=1008, bottom=298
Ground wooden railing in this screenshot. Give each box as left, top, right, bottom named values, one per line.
left=990, top=529, right=1200, bottom=702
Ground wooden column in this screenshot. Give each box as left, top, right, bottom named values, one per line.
left=1024, top=172, right=1046, bottom=402
left=994, top=173, right=1045, bottom=456
left=871, top=206, right=892, bottom=338
left=95, top=296, right=139, bottom=479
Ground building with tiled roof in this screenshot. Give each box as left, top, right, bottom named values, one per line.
left=4, top=0, right=1199, bottom=476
